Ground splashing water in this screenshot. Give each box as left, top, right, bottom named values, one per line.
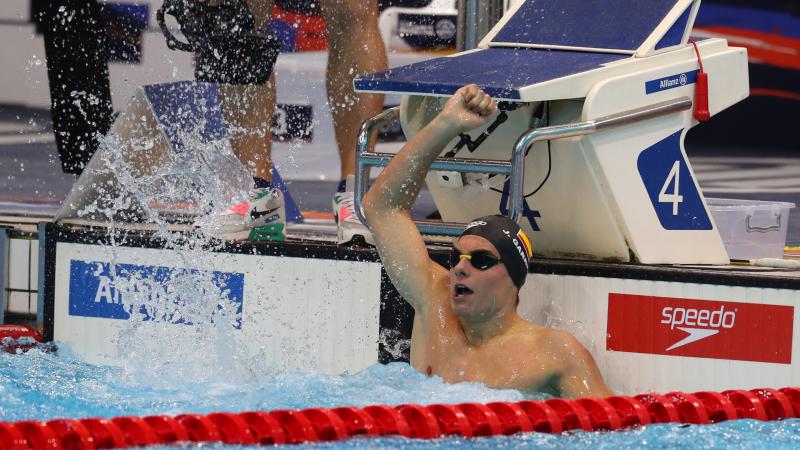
left=71, top=110, right=265, bottom=383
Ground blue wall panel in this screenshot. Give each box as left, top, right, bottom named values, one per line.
left=493, top=0, right=680, bottom=51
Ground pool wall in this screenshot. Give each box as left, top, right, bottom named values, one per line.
left=44, top=224, right=391, bottom=373
left=39, top=222, right=800, bottom=395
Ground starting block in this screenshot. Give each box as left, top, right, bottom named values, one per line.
left=54, top=80, right=304, bottom=224
left=354, top=0, right=749, bottom=264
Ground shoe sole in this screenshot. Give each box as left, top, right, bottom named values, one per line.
left=248, top=223, right=286, bottom=241
left=337, top=223, right=374, bottom=246
left=339, top=234, right=370, bottom=247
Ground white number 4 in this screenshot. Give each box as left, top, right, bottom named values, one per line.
left=658, top=161, right=683, bottom=216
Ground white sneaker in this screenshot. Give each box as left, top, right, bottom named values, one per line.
left=333, top=176, right=374, bottom=245
left=197, top=187, right=286, bottom=241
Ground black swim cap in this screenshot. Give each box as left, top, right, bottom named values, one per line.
left=458, top=215, right=533, bottom=288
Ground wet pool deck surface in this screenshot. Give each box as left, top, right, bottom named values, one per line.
left=1, top=103, right=799, bottom=246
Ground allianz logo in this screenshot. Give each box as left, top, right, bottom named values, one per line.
left=659, top=73, right=689, bottom=89
left=95, top=276, right=121, bottom=304
left=93, top=275, right=165, bottom=305
left=660, top=305, right=736, bottom=351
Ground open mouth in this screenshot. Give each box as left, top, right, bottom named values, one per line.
left=453, top=284, right=474, bottom=297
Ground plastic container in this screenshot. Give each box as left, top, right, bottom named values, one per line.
left=706, top=198, right=795, bottom=261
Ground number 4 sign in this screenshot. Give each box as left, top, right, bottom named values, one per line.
left=637, top=131, right=712, bottom=230
left=659, top=160, right=683, bottom=216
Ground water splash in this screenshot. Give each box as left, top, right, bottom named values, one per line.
left=73, top=104, right=265, bottom=385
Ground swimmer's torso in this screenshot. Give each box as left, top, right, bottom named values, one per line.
left=409, top=286, right=563, bottom=393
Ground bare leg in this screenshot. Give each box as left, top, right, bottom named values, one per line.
left=218, top=78, right=275, bottom=181
left=218, top=0, right=276, bottom=182
left=320, top=0, right=388, bottom=180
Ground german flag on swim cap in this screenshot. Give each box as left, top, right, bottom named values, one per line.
left=460, top=215, right=532, bottom=288
left=516, top=229, right=533, bottom=259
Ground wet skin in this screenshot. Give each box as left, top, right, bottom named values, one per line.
left=363, top=84, right=612, bottom=398
left=409, top=235, right=609, bottom=397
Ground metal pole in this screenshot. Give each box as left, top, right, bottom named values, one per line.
left=457, top=0, right=506, bottom=51
left=0, top=229, right=7, bottom=325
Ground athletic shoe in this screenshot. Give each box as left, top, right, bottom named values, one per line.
left=197, top=187, right=286, bottom=241
left=333, top=175, right=374, bottom=245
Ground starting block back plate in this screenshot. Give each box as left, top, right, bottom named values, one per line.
left=489, top=0, right=684, bottom=53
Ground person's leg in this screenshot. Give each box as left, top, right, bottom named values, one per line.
left=219, top=0, right=276, bottom=184
left=218, top=78, right=275, bottom=183
left=320, top=0, right=388, bottom=181
left=35, top=0, right=114, bottom=175
left=200, top=0, right=286, bottom=242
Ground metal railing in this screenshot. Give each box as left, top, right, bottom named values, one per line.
left=354, top=96, right=692, bottom=237
left=457, top=0, right=505, bottom=51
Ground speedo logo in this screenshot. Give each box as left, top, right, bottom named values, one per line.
left=607, top=294, right=793, bottom=364
left=660, top=305, right=736, bottom=351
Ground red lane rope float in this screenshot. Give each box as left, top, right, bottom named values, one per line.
left=3, top=387, right=800, bottom=449
left=45, top=419, right=94, bottom=449
left=0, top=325, right=42, bottom=354
left=486, top=402, right=532, bottom=435
left=517, top=400, right=562, bottom=433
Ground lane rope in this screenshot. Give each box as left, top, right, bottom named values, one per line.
left=3, top=325, right=798, bottom=448
left=1, top=387, right=798, bottom=448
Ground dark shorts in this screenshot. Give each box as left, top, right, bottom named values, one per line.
left=275, top=0, right=321, bottom=15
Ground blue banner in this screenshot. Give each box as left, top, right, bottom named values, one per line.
left=68, top=260, right=244, bottom=328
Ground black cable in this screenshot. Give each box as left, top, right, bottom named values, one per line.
left=489, top=138, right=552, bottom=197
left=488, top=101, right=553, bottom=197
left=523, top=140, right=551, bottom=198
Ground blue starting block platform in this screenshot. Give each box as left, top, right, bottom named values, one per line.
left=355, top=48, right=628, bottom=100
left=362, top=0, right=700, bottom=101
left=357, top=0, right=702, bottom=101
left=354, top=0, right=749, bottom=265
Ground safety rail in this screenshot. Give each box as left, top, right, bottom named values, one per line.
left=354, top=97, right=693, bottom=236
left=1, top=387, right=798, bottom=448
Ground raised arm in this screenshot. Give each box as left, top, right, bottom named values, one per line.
left=363, top=85, right=497, bottom=310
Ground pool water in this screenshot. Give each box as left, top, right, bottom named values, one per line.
left=3, top=345, right=800, bottom=450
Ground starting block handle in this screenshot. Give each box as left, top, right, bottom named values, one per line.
left=354, top=97, right=692, bottom=237
left=506, top=96, right=693, bottom=221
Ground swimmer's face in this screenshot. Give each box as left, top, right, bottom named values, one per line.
left=450, top=235, right=517, bottom=320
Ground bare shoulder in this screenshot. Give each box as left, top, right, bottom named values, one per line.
left=539, top=328, right=586, bottom=352
left=535, top=326, right=613, bottom=398
left=508, top=324, right=593, bottom=368
left=490, top=321, right=611, bottom=397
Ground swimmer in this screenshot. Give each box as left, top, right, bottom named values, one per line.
left=363, top=84, right=612, bottom=398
